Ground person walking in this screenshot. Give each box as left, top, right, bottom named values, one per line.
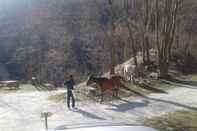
left=64, top=75, right=76, bottom=110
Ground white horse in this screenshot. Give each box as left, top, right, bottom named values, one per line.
left=148, top=72, right=159, bottom=80
left=123, top=64, right=136, bottom=82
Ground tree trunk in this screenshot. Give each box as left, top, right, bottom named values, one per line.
left=110, top=40, right=116, bottom=75
left=159, top=62, right=169, bottom=78
left=133, top=39, right=138, bottom=68
left=145, top=36, right=150, bottom=64
left=155, top=0, right=181, bottom=78
left=142, top=37, right=146, bottom=64
left=108, top=0, right=116, bottom=75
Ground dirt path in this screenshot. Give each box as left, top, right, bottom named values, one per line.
left=1, top=85, right=197, bottom=131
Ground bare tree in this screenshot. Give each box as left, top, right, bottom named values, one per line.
left=123, top=0, right=139, bottom=73
left=140, top=0, right=154, bottom=64
left=155, top=0, right=183, bottom=78
left=107, top=0, right=118, bottom=75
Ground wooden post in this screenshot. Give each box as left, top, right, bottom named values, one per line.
left=44, top=113, right=48, bottom=130
left=41, top=112, right=53, bottom=130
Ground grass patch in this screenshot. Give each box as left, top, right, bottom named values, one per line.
left=189, top=75, right=197, bottom=81
left=48, top=93, right=65, bottom=102
left=164, top=74, right=197, bottom=87
left=48, top=79, right=177, bottom=103
left=48, top=89, right=94, bottom=103
left=48, top=88, right=134, bottom=103
left=48, top=76, right=182, bottom=103
left=173, top=74, right=197, bottom=82
left=0, top=84, right=36, bottom=93
left=183, top=74, right=197, bottom=81
left=144, top=110, right=197, bottom=131
left=48, top=92, right=84, bottom=102
left=150, top=80, right=176, bottom=90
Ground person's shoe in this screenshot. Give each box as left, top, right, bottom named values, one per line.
left=72, top=107, right=78, bottom=111
left=68, top=107, right=72, bottom=111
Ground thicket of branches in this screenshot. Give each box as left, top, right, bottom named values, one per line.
left=0, top=0, right=197, bottom=85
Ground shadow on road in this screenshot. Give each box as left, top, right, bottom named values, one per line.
left=54, top=108, right=106, bottom=130
left=33, top=84, right=55, bottom=91
left=164, top=77, right=197, bottom=89
left=126, top=88, right=197, bottom=111
left=106, top=98, right=149, bottom=112
left=73, top=108, right=106, bottom=120
left=137, top=83, right=168, bottom=94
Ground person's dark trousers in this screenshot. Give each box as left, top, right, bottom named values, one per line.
left=67, top=90, right=75, bottom=108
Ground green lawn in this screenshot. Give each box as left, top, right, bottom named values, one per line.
left=144, top=111, right=197, bottom=131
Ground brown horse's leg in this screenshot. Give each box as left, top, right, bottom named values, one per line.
left=98, top=85, right=104, bottom=103
left=114, top=89, right=118, bottom=99
left=114, top=84, right=119, bottom=99
left=116, top=81, right=120, bottom=98
left=115, top=89, right=118, bottom=98
left=100, top=91, right=104, bottom=103
left=112, top=90, right=115, bottom=98
left=112, top=88, right=118, bottom=99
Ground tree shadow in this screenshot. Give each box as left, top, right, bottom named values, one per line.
left=0, top=99, right=25, bottom=118
left=137, top=83, right=168, bottom=94
left=41, top=84, right=55, bottom=90
left=33, top=84, right=55, bottom=91
left=73, top=108, right=106, bottom=120
left=55, top=122, right=111, bottom=130
left=146, top=96, right=197, bottom=111
left=33, top=85, right=42, bottom=91
left=54, top=109, right=106, bottom=130
left=120, top=85, right=145, bottom=97
left=133, top=90, right=197, bottom=111
left=106, top=98, right=149, bottom=112
left=4, top=88, right=20, bottom=91
left=121, top=86, right=197, bottom=111
left=165, top=77, right=197, bottom=89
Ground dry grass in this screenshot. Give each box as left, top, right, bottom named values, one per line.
left=144, top=110, right=197, bottom=131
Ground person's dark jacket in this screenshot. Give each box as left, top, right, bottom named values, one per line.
left=64, top=79, right=75, bottom=90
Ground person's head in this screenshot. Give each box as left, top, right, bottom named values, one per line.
left=64, top=74, right=73, bottom=80
left=69, top=75, right=73, bottom=80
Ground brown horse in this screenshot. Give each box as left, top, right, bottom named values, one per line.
left=111, top=75, right=127, bottom=86
left=86, top=75, right=126, bottom=102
